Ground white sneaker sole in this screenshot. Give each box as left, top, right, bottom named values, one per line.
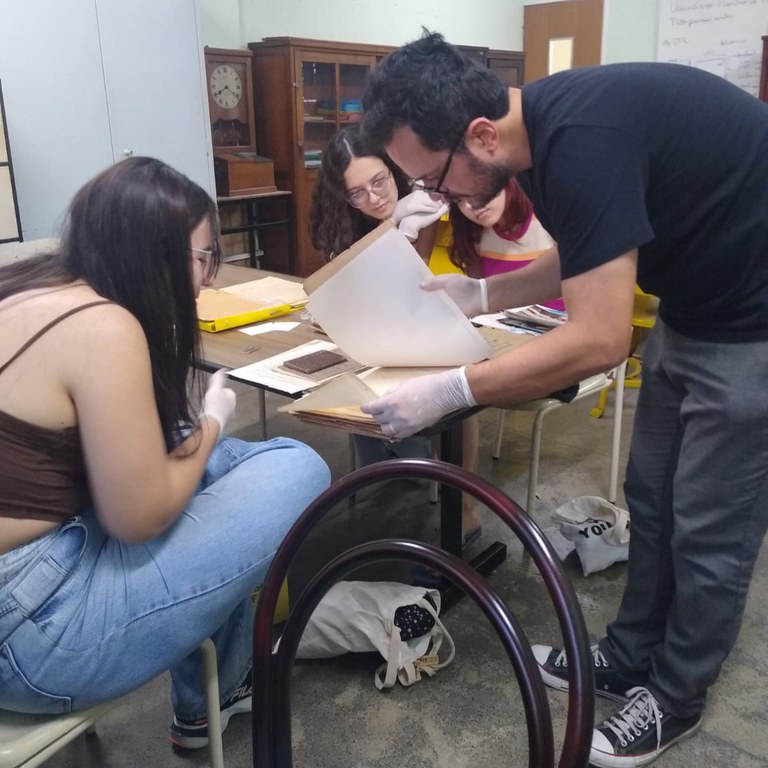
left=170, top=695, right=252, bottom=750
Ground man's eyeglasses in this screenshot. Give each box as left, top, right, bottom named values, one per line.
left=346, top=171, right=392, bottom=208
left=409, top=133, right=464, bottom=202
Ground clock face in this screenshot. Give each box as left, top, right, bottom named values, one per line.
left=210, top=65, right=243, bottom=109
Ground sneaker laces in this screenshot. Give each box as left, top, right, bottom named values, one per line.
left=554, top=644, right=610, bottom=670
left=602, top=687, right=662, bottom=748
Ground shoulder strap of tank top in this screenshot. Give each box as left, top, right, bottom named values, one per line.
left=0, top=300, right=114, bottom=377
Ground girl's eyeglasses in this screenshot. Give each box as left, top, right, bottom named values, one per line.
left=346, top=171, right=392, bottom=208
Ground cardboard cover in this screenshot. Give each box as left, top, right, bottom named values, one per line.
left=303, top=221, right=493, bottom=368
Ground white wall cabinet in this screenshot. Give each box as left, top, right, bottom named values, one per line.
left=0, top=0, right=214, bottom=240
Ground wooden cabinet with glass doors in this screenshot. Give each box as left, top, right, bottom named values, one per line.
left=248, top=37, right=394, bottom=276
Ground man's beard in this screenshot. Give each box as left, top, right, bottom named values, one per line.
left=464, top=151, right=516, bottom=208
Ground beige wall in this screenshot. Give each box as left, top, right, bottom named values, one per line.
left=198, top=0, right=659, bottom=63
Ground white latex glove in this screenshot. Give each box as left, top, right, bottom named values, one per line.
left=391, top=190, right=448, bottom=242
left=420, top=273, right=489, bottom=316
left=202, top=369, right=237, bottom=437
left=360, top=367, right=476, bottom=439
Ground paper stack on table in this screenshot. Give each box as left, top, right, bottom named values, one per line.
left=229, top=221, right=533, bottom=434
left=197, top=275, right=308, bottom=333
left=219, top=276, right=308, bottom=309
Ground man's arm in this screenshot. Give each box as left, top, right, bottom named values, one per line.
left=468, top=250, right=637, bottom=405
left=361, top=250, right=638, bottom=438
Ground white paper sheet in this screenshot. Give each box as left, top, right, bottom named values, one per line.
left=307, top=224, right=493, bottom=367
left=227, top=339, right=344, bottom=395
left=238, top=321, right=301, bottom=336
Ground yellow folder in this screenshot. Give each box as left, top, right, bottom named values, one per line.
left=196, top=288, right=292, bottom=333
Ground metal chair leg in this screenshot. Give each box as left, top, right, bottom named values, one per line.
left=493, top=409, right=506, bottom=459
left=607, top=360, right=627, bottom=503
left=201, top=637, right=225, bottom=768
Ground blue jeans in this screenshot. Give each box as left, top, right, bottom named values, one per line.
left=0, top=436, right=330, bottom=718
left=601, top=321, right=768, bottom=717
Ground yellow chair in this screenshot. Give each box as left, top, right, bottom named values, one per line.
left=591, top=287, right=658, bottom=419
left=252, top=578, right=291, bottom=623
left=427, top=216, right=463, bottom=276
left=0, top=638, right=224, bottom=768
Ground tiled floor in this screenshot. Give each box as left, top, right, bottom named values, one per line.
left=34, top=383, right=768, bottom=767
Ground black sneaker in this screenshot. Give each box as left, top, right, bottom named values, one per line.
left=169, top=673, right=253, bottom=750
left=590, top=686, right=702, bottom=767
left=530, top=643, right=635, bottom=703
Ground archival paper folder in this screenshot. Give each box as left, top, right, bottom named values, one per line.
left=196, top=288, right=292, bottom=333
left=303, top=220, right=493, bottom=368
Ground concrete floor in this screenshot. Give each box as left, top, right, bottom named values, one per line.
left=39, top=382, right=768, bottom=767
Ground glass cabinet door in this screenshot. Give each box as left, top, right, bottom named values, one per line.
left=300, top=59, right=335, bottom=169
left=298, top=54, right=372, bottom=169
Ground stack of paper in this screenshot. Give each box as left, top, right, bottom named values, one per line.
left=502, top=304, right=567, bottom=330
left=220, top=276, right=308, bottom=309
left=196, top=290, right=293, bottom=332
left=276, top=326, right=532, bottom=436
left=229, top=222, right=534, bottom=434
left=197, top=275, right=308, bottom=333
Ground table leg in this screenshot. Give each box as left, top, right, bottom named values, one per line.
left=438, top=421, right=507, bottom=609
left=258, top=389, right=267, bottom=441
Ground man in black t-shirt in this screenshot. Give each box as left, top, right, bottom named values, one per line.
left=360, top=32, right=768, bottom=768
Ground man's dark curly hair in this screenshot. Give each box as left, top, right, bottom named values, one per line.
left=308, top=125, right=410, bottom=258
left=362, top=31, right=509, bottom=152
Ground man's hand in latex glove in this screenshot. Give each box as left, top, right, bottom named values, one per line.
left=392, top=190, right=448, bottom=242
left=202, top=369, right=237, bottom=437
left=420, top=273, right=489, bottom=316
left=360, top=367, right=476, bottom=439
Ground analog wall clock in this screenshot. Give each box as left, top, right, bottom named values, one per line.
left=210, top=64, right=243, bottom=109
left=204, top=47, right=257, bottom=152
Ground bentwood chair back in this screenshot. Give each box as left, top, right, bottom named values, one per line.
left=251, top=458, right=595, bottom=768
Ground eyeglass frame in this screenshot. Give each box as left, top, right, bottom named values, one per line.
left=345, top=170, right=393, bottom=208
left=190, top=245, right=220, bottom=280
left=408, top=131, right=465, bottom=202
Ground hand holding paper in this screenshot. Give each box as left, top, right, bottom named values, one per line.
left=421, top=273, right=489, bottom=316
left=392, top=190, right=448, bottom=242
left=360, top=367, right=476, bottom=439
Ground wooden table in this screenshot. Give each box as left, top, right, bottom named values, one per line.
left=199, top=264, right=507, bottom=594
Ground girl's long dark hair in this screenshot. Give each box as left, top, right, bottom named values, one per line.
left=0, top=157, right=221, bottom=450
left=308, top=125, right=410, bottom=258
left=448, top=178, right=533, bottom=277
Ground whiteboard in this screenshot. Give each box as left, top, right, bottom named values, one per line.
left=656, top=0, right=768, bottom=97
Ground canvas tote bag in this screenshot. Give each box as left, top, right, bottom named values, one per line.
left=295, top=580, right=455, bottom=689
left=554, top=496, right=631, bottom=576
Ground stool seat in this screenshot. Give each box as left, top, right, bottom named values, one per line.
left=0, top=700, right=120, bottom=768
left=0, top=637, right=224, bottom=768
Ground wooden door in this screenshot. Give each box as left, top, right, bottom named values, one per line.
left=523, top=0, right=604, bottom=84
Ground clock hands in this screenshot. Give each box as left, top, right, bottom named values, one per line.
left=214, top=85, right=238, bottom=97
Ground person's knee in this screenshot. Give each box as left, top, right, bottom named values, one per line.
left=280, top=438, right=331, bottom=492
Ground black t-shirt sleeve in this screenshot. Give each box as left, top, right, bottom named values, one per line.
left=534, top=125, right=655, bottom=280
